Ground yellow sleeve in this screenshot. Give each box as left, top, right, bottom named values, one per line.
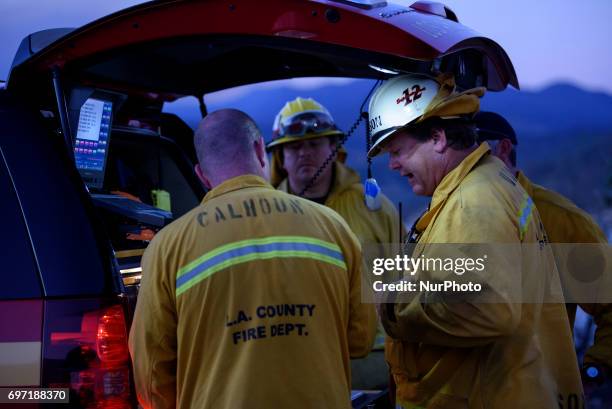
left=382, top=298, right=521, bottom=347
left=348, top=256, right=377, bottom=357
left=129, top=235, right=178, bottom=409
left=329, top=187, right=404, bottom=246
left=582, top=304, right=612, bottom=367
left=534, top=186, right=612, bottom=368
left=571, top=213, right=612, bottom=367
left=380, top=191, right=524, bottom=347
left=338, top=214, right=377, bottom=358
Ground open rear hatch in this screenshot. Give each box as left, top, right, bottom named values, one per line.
left=8, top=0, right=518, bottom=100
left=5, top=0, right=521, bottom=289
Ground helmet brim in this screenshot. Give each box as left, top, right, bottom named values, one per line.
left=367, top=127, right=403, bottom=158
left=266, top=130, right=343, bottom=151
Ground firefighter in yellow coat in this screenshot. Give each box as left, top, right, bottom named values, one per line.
left=369, top=74, right=583, bottom=408
left=129, top=109, right=376, bottom=409
left=267, top=97, right=401, bottom=249
left=475, top=110, right=611, bottom=393
left=266, top=97, right=403, bottom=388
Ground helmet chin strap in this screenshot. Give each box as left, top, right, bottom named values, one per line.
left=298, top=80, right=382, bottom=207
left=363, top=110, right=382, bottom=211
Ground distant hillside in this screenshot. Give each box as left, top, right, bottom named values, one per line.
left=480, top=84, right=611, bottom=235
left=482, top=84, right=612, bottom=138
left=165, top=80, right=612, bottom=235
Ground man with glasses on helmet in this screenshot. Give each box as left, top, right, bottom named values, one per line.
left=368, top=73, right=583, bottom=408
left=266, top=97, right=403, bottom=389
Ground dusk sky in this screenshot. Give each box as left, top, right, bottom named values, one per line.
left=1, top=0, right=611, bottom=94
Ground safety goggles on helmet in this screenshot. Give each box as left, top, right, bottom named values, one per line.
left=266, top=98, right=344, bottom=151
left=276, top=110, right=338, bottom=138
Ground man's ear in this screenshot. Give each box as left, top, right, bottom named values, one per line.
left=497, top=138, right=514, bottom=161
left=254, top=137, right=267, bottom=169
left=195, top=163, right=212, bottom=189
left=431, top=127, right=449, bottom=153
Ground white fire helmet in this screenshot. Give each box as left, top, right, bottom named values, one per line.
left=367, top=73, right=485, bottom=157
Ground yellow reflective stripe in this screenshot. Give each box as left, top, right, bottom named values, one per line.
left=518, top=193, right=534, bottom=241
left=177, top=236, right=341, bottom=278
left=176, top=250, right=345, bottom=297
left=175, top=236, right=346, bottom=297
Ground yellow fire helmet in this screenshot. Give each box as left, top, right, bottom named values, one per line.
left=367, top=73, right=485, bottom=157
left=267, top=97, right=347, bottom=187
left=266, top=97, right=344, bottom=150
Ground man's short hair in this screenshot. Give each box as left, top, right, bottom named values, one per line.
left=405, top=118, right=478, bottom=150
left=194, top=109, right=261, bottom=174
left=487, top=139, right=518, bottom=167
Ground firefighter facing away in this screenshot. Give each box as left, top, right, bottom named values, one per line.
left=129, top=109, right=376, bottom=409
left=368, top=73, right=583, bottom=408
left=476, top=110, right=611, bottom=394
left=266, top=97, right=403, bottom=389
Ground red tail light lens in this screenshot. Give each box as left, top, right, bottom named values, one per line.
left=44, top=300, right=135, bottom=409
left=96, top=305, right=129, bottom=365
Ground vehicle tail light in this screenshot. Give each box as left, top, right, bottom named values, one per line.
left=44, top=300, right=135, bottom=409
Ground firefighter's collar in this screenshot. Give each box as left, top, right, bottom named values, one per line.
left=516, top=170, right=535, bottom=199
left=278, top=161, right=359, bottom=200
left=202, top=175, right=272, bottom=204
left=416, top=142, right=491, bottom=232
left=329, top=162, right=360, bottom=198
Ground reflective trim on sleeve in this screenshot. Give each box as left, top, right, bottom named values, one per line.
left=176, top=236, right=347, bottom=297
left=518, top=193, right=534, bottom=241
